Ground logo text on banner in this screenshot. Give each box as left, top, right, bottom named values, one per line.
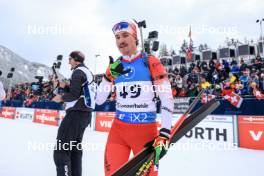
left=238, top=116, right=264, bottom=150
left=33, top=109, right=59, bottom=126
left=95, top=112, right=115, bottom=132
left=0, top=107, right=16, bottom=119
left=173, top=97, right=190, bottom=114
left=15, top=108, right=34, bottom=122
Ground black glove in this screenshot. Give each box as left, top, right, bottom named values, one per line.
left=105, top=56, right=131, bottom=81
left=144, top=128, right=171, bottom=164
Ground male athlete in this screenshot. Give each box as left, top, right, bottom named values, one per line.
left=96, top=20, right=173, bottom=176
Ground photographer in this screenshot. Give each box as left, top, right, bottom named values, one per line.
left=0, top=81, right=6, bottom=108
left=52, top=51, right=95, bottom=176
left=0, top=71, right=6, bottom=108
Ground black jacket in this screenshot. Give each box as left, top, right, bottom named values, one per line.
left=61, top=64, right=93, bottom=112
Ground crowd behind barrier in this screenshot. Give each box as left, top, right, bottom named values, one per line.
left=2, top=56, right=264, bottom=110
left=5, top=79, right=57, bottom=107
left=1, top=96, right=264, bottom=115
left=166, top=57, right=264, bottom=98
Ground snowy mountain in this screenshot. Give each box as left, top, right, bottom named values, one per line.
left=0, top=45, right=56, bottom=88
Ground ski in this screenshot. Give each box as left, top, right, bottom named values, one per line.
left=112, top=92, right=219, bottom=176
left=119, top=99, right=219, bottom=176
left=112, top=91, right=203, bottom=176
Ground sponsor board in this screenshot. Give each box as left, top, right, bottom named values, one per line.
left=15, top=108, right=34, bottom=122
left=33, top=109, right=59, bottom=126
left=173, top=98, right=190, bottom=114
left=0, top=107, right=16, bottom=119
left=184, top=115, right=236, bottom=144
left=238, top=116, right=264, bottom=150
left=157, top=115, right=236, bottom=144
left=95, top=112, right=115, bottom=132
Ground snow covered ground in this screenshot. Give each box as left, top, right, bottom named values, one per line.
left=0, top=118, right=263, bottom=176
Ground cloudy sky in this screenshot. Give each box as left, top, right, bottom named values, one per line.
left=1, top=0, right=263, bottom=77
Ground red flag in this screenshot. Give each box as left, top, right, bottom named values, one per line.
left=208, top=94, right=216, bottom=101
left=253, top=88, right=264, bottom=100
left=201, top=93, right=216, bottom=104
left=201, top=93, right=207, bottom=104
left=223, top=92, right=243, bottom=108
left=188, top=26, right=191, bottom=37
left=186, top=26, right=193, bottom=61
left=186, top=50, right=192, bottom=61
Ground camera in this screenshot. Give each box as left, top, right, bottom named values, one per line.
left=31, top=82, right=42, bottom=95
left=144, top=31, right=160, bottom=54
left=137, top=20, right=146, bottom=28
left=35, top=76, right=44, bottom=81
left=31, top=76, right=44, bottom=95
left=136, top=20, right=160, bottom=54
left=6, top=67, right=15, bottom=78
left=52, top=55, right=63, bottom=79
left=7, top=73, right=13, bottom=78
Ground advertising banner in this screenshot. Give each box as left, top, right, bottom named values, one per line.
left=173, top=98, right=190, bottom=114
left=95, top=112, right=115, bottom=132
left=15, top=108, right=34, bottom=123
left=33, top=109, right=59, bottom=126
left=238, top=116, right=264, bottom=150
left=0, top=107, right=16, bottom=119
left=157, top=115, right=237, bottom=145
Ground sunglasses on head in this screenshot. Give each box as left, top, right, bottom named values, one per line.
left=112, top=22, right=129, bottom=33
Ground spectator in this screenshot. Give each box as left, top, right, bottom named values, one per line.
left=259, top=73, right=264, bottom=92
left=187, top=83, right=199, bottom=97
left=0, top=80, right=6, bottom=109
left=212, top=84, right=222, bottom=96
left=239, top=69, right=251, bottom=95
left=178, top=87, right=187, bottom=97
left=230, top=59, right=237, bottom=66
left=253, top=58, right=263, bottom=72
left=175, top=74, right=183, bottom=89
left=221, top=82, right=235, bottom=97
left=200, top=61, right=209, bottom=72
left=172, top=85, right=177, bottom=98
left=187, top=66, right=201, bottom=84
left=209, top=58, right=217, bottom=71
left=222, top=59, right=230, bottom=75
left=240, top=58, right=248, bottom=72
left=231, top=61, right=240, bottom=77
left=250, top=70, right=260, bottom=87
left=200, top=76, right=211, bottom=89
left=24, top=95, right=37, bottom=107
left=179, top=66, right=187, bottom=77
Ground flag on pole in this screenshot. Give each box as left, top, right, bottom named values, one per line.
left=201, top=93, right=216, bottom=104
left=186, top=26, right=193, bottom=61
left=253, top=88, right=264, bottom=100
left=223, top=92, right=243, bottom=108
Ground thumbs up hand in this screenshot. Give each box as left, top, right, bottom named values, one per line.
left=105, top=56, right=131, bottom=82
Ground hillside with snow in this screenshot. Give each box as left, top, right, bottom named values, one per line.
left=0, top=45, right=55, bottom=87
